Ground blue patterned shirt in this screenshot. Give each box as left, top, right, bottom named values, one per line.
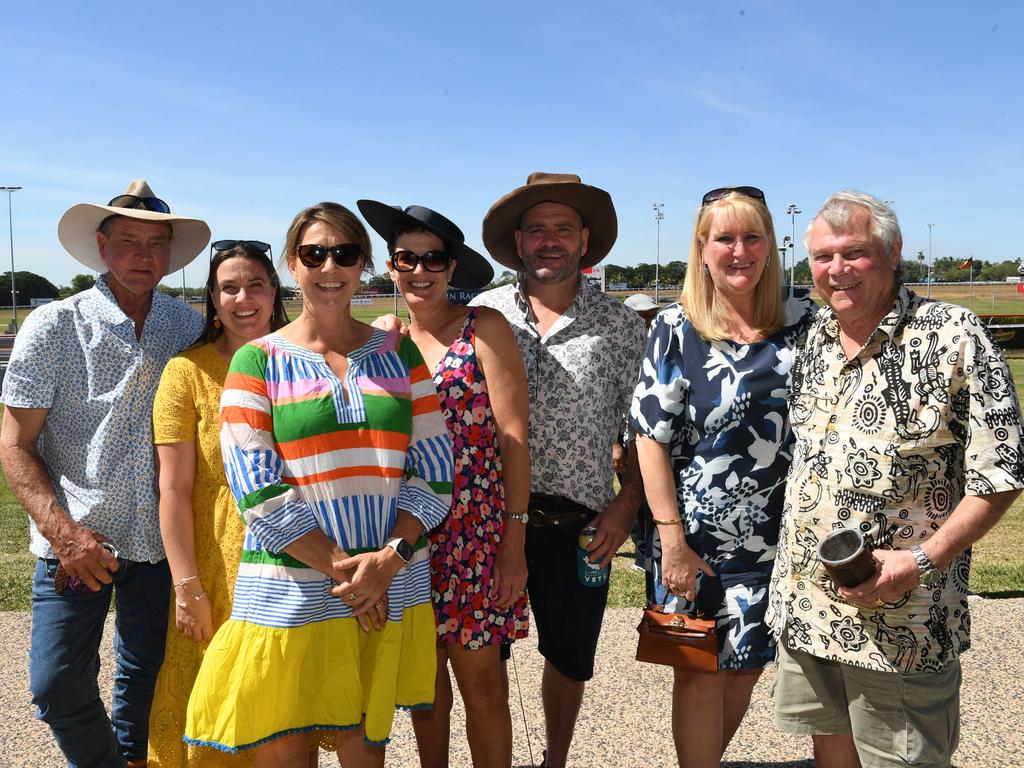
left=1, top=275, right=204, bottom=561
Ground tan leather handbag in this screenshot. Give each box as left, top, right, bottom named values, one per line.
left=635, top=605, right=718, bottom=672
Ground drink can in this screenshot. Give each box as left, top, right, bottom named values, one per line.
left=577, top=526, right=609, bottom=587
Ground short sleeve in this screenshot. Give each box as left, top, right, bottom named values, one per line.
left=960, top=317, right=1024, bottom=494
left=617, top=309, right=647, bottom=439
left=153, top=355, right=198, bottom=444
left=1, top=304, right=62, bottom=409
left=628, top=307, right=689, bottom=444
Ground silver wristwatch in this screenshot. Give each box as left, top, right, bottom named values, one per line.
left=911, top=545, right=942, bottom=588
left=506, top=510, right=529, bottom=524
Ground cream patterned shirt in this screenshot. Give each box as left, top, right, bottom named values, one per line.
left=768, top=287, right=1024, bottom=672
left=471, top=276, right=646, bottom=512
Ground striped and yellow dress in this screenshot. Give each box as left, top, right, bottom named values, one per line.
left=184, top=329, right=453, bottom=751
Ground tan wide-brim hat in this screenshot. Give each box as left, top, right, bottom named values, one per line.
left=481, top=171, right=617, bottom=270
left=57, top=179, right=211, bottom=273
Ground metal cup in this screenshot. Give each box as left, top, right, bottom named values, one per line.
left=816, top=528, right=876, bottom=587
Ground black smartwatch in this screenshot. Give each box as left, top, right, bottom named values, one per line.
left=384, top=537, right=414, bottom=564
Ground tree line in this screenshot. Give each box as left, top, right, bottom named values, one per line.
left=1, top=255, right=1020, bottom=308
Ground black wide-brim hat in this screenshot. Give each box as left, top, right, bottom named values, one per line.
left=356, top=200, right=494, bottom=290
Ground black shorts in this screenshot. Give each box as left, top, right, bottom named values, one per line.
left=524, top=520, right=609, bottom=681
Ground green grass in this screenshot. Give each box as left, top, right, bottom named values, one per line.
left=0, top=474, right=33, bottom=610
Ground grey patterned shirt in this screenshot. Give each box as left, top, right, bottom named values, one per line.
left=2, top=275, right=204, bottom=561
left=471, top=276, right=646, bottom=512
left=769, top=287, right=1024, bottom=672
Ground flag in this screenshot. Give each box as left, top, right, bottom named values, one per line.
left=959, top=257, right=973, bottom=270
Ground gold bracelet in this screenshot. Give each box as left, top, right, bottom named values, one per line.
left=174, top=575, right=199, bottom=589
left=652, top=517, right=682, bottom=526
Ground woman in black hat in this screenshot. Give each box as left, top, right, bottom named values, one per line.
left=359, top=201, right=530, bottom=768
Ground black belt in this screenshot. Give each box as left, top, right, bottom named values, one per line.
left=527, top=493, right=595, bottom=528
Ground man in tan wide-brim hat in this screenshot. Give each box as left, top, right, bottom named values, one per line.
left=469, top=172, right=646, bottom=768
left=0, top=180, right=208, bottom=767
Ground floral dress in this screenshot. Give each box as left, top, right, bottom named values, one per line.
left=429, top=307, right=529, bottom=649
left=628, top=293, right=816, bottom=669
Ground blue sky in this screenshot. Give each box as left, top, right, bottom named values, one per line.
left=2, top=1, right=1021, bottom=289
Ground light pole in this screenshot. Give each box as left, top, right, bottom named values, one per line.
left=653, top=203, right=664, bottom=303
left=927, top=223, right=934, bottom=299
left=779, top=239, right=789, bottom=294
left=786, top=203, right=800, bottom=289
left=1, top=186, right=21, bottom=331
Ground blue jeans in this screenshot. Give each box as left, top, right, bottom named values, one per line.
left=30, top=557, right=170, bottom=767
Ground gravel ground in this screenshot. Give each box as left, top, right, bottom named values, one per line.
left=2, top=598, right=1021, bottom=767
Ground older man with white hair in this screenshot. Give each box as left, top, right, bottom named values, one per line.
left=769, top=190, right=1024, bottom=768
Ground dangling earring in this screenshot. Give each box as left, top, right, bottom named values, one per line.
left=214, top=316, right=222, bottom=329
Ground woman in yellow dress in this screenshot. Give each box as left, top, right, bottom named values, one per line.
left=147, top=240, right=288, bottom=766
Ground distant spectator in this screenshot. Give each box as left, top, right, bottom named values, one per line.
left=623, top=293, right=660, bottom=328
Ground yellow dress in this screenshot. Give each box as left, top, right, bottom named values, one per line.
left=148, top=343, right=252, bottom=767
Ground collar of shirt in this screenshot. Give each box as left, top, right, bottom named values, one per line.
left=513, top=273, right=594, bottom=342
left=819, top=285, right=911, bottom=349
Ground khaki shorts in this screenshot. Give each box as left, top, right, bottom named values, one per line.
left=773, top=642, right=961, bottom=768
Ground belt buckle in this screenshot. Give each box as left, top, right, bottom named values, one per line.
left=528, top=507, right=546, bottom=526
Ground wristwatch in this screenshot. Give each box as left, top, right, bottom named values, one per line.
left=384, top=537, right=414, bottom=564
left=506, top=510, right=529, bottom=524
left=911, top=545, right=942, bottom=588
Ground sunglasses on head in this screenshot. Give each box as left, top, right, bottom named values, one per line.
left=210, top=240, right=272, bottom=259
left=390, top=249, right=452, bottom=273
left=107, top=194, right=171, bottom=214
left=297, top=243, right=363, bottom=268
left=701, top=186, right=766, bottom=207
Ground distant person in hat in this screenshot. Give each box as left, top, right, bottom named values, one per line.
left=617, top=293, right=661, bottom=571
left=0, top=180, right=208, bottom=767
left=470, top=172, right=646, bottom=768
left=623, top=293, right=661, bottom=328
left=360, top=200, right=529, bottom=768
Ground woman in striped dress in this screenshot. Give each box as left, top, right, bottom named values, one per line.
left=184, top=203, right=454, bottom=768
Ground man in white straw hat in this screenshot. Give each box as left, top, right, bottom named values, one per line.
left=470, top=172, right=646, bottom=768
left=0, top=180, right=209, bottom=767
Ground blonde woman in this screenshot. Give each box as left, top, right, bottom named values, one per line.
left=629, top=187, right=816, bottom=768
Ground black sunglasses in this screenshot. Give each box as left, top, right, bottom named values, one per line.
left=390, top=249, right=452, bottom=273
left=210, top=240, right=272, bottom=260
left=701, top=186, right=766, bottom=207
left=107, top=194, right=171, bottom=214
left=297, top=243, right=363, bottom=268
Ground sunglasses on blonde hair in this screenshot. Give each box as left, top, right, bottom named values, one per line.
left=701, top=186, right=766, bottom=207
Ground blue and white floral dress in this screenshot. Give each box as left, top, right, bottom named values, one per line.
left=628, top=293, right=816, bottom=669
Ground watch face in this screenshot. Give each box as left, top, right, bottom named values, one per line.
left=394, top=538, right=413, bottom=562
